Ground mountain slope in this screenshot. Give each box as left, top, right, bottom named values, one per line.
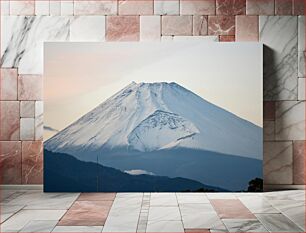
left=45, top=82, right=262, bottom=160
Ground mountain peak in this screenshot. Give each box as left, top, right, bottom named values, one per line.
left=45, top=82, right=261, bottom=160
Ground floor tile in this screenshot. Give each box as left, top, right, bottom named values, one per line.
left=222, top=219, right=268, bottom=232
left=115, top=192, right=143, bottom=198
left=177, top=193, right=210, bottom=204
left=180, top=203, right=215, bottom=213
left=20, top=220, right=58, bottom=232
left=256, top=214, right=303, bottom=232
left=150, top=193, right=178, bottom=206
left=102, top=205, right=141, bottom=232
left=0, top=190, right=17, bottom=201
left=184, top=229, right=210, bottom=233
left=77, top=193, right=116, bottom=201
left=182, top=211, right=222, bottom=229
left=263, top=190, right=305, bottom=201
left=1, top=191, right=27, bottom=204
left=209, top=218, right=229, bottom=232
left=1, top=204, right=25, bottom=223
left=206, top=193, right=237, bottom=199
left=111, top=195, right=143, bottom=207
left=268, top=200, right=305, bottom=230
left=238, top=196, right=279, bottom=213
left=180, top=204, right=224, bottom=230
left=6, top=191, right=80, bottom=210
left=0, top=209, right=66, bottom=232
left=148, top=206, right=181, bottom=221
left=58, top=201, right=113, bottom=226
left=52, top=226, right=103, bottom=232
left=234, top=192, right=263, bottom=198
left=146, top=220, right=184, bottom=232
left=210, top=199, right=256, bottom=219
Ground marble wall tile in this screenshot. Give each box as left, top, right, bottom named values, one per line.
left=61, top=1, right=74, bottom=16
left=18, top=75, right=42, bottom=100
left=180, top=0, right=215, bottom=15
left=208, top=16, right=235, bottom=35
left=298, top=78, right=305, bottom=100
left=35, top=1, right=50, bottom=16
left=154, top=0, right=179, bottom=15
left=275, top=101, right=305, bottom=140
left=293, top=0, right=305, bottom=15
left=293, top=140, right=305, bottom=184
left=49, top=1, right=61, bottom=16
left=35, top=115, right=43, bottom=140
left=0, top=141, right=22, bottom=184
left=20, top=118, right=35, bottom=140
left=162, top=16, right=192, bottom=36
left=264, top=141, right=293, bottom=184
left=263, top=101, right=275, bottom=120
left=0, top=101, right=20, bottom=140
left=35, top=101, right=43, bottom=118
left=1, top=0, right=10, bottom=15
left=1, top=16, right=70, bottom=74
left=106, top=16, right=139, bottom=41
left=21, top=141, right=43, bottom=184
left=74, top=1, right=117, bottom=15
left=275, top=0, right=293, bottom=15
left=193, top=16, right=208, bottom=36
left=219, top=35, right=235, bottom=41
left=0, top=68, right=17, bottom=100
left=246, top=0, right=274, bottom=15
left=20, top=101, right=35, bottom=118
left=70, top=16, right=106, bottom=42
left=10, top=1, right=35, bottom=15
left=260, top=16, right=298, bottom=100
left=140, top=16, right=161, bottom=41
left=119, top=0, right=153, bottom=15
left=173, top=36, right=219, bottom=41
left=264, top=121, right=275, bottom=141
left=34, top=101, right=43, bottom=140
left=236, top=15, right=258, bottom=41
left=216, top=0, right=246, bottom=15
left=298, top=16, right=305, bottom=78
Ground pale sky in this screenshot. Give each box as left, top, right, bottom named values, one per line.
left=44, top=42, right=263, bottom=140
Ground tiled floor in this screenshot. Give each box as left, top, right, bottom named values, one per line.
left=0, top=188, right=304, bottom=232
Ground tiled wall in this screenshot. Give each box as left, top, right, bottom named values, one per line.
left=0, top=0, right=305, bottom=187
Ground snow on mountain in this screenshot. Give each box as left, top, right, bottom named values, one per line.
left=128, top=110, right=199, bottom=152
left=45, top=82, right=262, bottom=160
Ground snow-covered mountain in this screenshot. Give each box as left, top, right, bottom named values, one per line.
left=45, top=82, right=262, bottom=160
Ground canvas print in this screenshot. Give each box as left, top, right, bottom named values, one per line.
left=44, top=42, right=263, bottom=192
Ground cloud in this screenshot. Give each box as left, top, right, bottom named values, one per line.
left=44, top=126, right=59, bottom=132
left=124, top=169, right=155, bottom=176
